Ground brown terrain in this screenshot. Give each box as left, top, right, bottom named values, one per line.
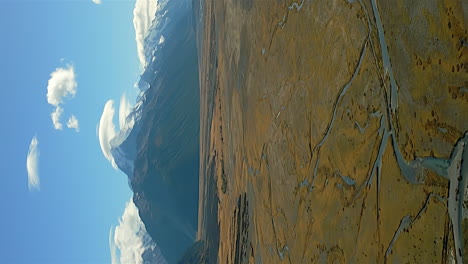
left=198, top=0, right=468, bottom=263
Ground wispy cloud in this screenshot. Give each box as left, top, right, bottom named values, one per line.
left=109, top=226, right=118, bottom=264
left=51, top=106, right=63, bottom=130
left=67, top=115, right=80, bottom=132
left=133, top=0, right=157, bottom=69
left=46, top=64, right=79, bottom=131
left=92, top=0, right=102, bottom=4
left=26, top=136, right=40, bottom=191
left=109, top=199, right=159, bottom=264
left=98, top=100, right=117, bottom=169
left=118, top=94, right=132, bottom=130
left=99, top=95, right=136, bottom=168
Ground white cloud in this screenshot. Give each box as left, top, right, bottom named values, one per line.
left=133, top=0, right=157, bottom=69
left=46, top=65, right=79, bottom=131
left=51, top=106, right=63, bottom=130
left=92, top=0, right=102, bottom=4
left=109, top=199, right=155, bottom=264
left=109, top=226, right=119, bottom=264
left=26, top=136, right=40, bottom=191
left=98, top=100, right=117, bottom=169
left=46, top=65, right=77, bottom=107
left=67, top=115, right=80, bottom=132
left=119, top=94, right=132, bottom=130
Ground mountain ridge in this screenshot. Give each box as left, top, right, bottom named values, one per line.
left=110, top=0, right=201, bottom=263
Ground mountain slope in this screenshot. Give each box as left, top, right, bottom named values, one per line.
left=110, top=0, right=200, bottom=263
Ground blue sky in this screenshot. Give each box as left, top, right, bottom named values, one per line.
left=0, top=0, right=142, bottom=263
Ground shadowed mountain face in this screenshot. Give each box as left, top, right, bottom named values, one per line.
left=133, top=15, right=199, bottom=264
left=111, top=1, right=200, bottom=263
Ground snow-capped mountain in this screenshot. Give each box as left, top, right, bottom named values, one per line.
left=109, top=0, right=200, bottom=263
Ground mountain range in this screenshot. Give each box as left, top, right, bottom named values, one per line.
left=110, top=0, right=201, bottom=263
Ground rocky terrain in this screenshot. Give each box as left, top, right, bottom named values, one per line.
left=198, top=0, right=468, bottom=263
